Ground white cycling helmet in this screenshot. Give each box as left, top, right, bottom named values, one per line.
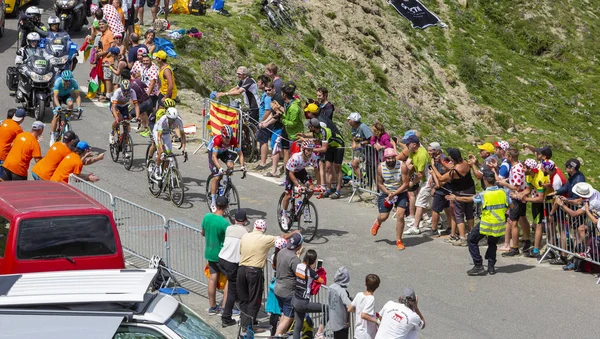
left=25, top=6, right=41, bottom=16
left=165, top=107, right=178, bottom=120
left=27, top=32, right=41, bottom=47
left=48, top=16, right=60, bottom=25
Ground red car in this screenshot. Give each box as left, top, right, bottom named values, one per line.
left=0, top=181, right=125, bottom=274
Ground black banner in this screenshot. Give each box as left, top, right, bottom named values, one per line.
left=389, top=0, right=442, bottom=29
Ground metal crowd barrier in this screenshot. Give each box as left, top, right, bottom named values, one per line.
left=348, top=144, right=381, bottom=203
left=68, top=175, right=114, bottom=210
left=194, top=98, right=244, bottom=154
left=165, top=218, right=208, bottom=287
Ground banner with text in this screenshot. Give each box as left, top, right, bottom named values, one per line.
left=389, top=0, right=442, bottom=29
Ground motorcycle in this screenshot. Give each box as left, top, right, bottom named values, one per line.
left=54, top=0, right=87, bottom=32
left=45, top=32, right=79, bottom=73
left=14, top=50, right=55, bottom=121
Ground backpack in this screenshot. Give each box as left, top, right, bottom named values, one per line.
left=189, top=0, right=207, bottom=16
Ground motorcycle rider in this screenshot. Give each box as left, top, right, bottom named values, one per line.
left=15, top=32, right=42, bottom=65
left=50, top=70, right=83, bottom=147
left=46, top=16, right=79, bottom=71
left=18, top=6, right=47, bottom=49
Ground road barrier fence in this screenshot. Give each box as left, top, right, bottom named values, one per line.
left=348, top=144, right=382, bottom=203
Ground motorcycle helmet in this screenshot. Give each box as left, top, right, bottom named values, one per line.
left=26, top=32, right=41, bottom=48
left=163, top=98, right=176, bottom=108
left=120, top=79, right=131, bottom=93
left=61, top=70, right=73, bottom=82
left=221, top=125, right=233, bottom=138
left=25, top=6, right=42, bottom=22
left=165, top=107, right=178, bottom=120
left=48, top=16, right=60, bottom=31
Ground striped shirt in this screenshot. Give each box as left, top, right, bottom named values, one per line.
left=381, top=161, right=403, bottom=191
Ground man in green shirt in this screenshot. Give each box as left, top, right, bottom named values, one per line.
left=202, top=195, right=231, bottom=315
left=401, top=134, right=430, bottom=228
left=271, top=81, right=303, bottom=174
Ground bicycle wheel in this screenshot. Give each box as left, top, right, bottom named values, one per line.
left=225, top=184, right=240, bottom=223
left=109, top=142, right=120, bottom=162
left=205, top=174, right=217, bottom=210
left=298, top=201, right=318, bottom=243
left=147, top=160, right=162, bottom=197
left=276, top=192, right=294, bottom=232
left=265, top=5, right=282, bottom=31
left=168, top=167, right=185, bottom=207
left=145, top=143, right=155, bottom=168
left=241, top=124, right=257, bottom=163
left=278, top=7, right=294, bottom=28
left=123, top=134, right=134, bottom=170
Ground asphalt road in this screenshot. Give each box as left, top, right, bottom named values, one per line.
left=1, top=5, right=599, bottom=338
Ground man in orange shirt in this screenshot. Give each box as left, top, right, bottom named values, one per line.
left=0, top=109, right=26, bottom=166
left=51, top=141, right=100, bottom=184
left=1, top=121, right=44, bottom=181
left=96, top=19, right=115, bottom=101
left=32, top=131, right=79, bottom=180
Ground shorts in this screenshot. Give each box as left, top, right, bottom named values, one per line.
left=256, top=127, right=272, bottom=144
left=281, top=129, right=290, bottom=150
left=453, top=187, right=476, bottom=224
left=125, top=8, right=135, bottom=28
left=509, top=200, right=527, bottom=221
left=324, top=147, right=344, bottom=165
left=151, top=95, right=159, bottom=109
left=531, top=203, right=544, bottom=224
left=153, top=131, right=172, bottom=152
left=112, top=104, right=130, bottom=119
left=208, top=151, right=236, bottom=174
left=415, top=181, right=433, bottom=209
left=276, top=295, right=294, bottom=318
left=432, top=194, right=450, bottom=213
left=136, top=0, right=146, bottom=7
left=103, top=66, right=113, bottom=81
left=377, top=192, right=409, bottom=214
left=285, top=169, right=311, bottom=193
left=270, top=128, right=282, bottom=150
left=208, top=261, right=222, bottom=275
left=139, top=98, right=154, bottom=115
left=57, top=94, right=73, bottom=106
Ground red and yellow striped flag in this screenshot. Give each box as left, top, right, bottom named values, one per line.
left=207, top=101, right=239, bottom=137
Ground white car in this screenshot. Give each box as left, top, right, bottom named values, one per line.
left=0, top=269, right=226, bottom=339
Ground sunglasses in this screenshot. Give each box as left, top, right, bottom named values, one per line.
left=265, top=88, right=273, bottom=91
left=236, top=73, right=244, bottom=76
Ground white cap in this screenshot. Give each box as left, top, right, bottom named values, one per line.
left=347, top=112, right=361, bottom=122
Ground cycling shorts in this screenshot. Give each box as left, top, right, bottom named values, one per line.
left=112, top=104, right=130, bottom=119
left=57, top=95, right=73, bottom=106
left=153, top=131, right=173, bottom=153
left=285, top=169, right=312, bottom=193
left=208, top=150, right=236, bottom=175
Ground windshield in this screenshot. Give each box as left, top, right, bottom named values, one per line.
left=27, top=53, right=51, bottom=73
left=17, top=215, right=117, bottom=259
left=47, top=36, right=69, bottom=56
left=165, top=304, right=226, bottom=339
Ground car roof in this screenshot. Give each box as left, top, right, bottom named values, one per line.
left=0, top=269, right=157, bottom=306
left=0, top=181, right=107, bottom=215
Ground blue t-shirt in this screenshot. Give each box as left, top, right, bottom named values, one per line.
left=351, top=123, right=373, bottom=142
left=53, top=77, right=79, bottom=97
left=498, top=158, right=511, bottom=179
left=259, top=92, right=272, bottom=121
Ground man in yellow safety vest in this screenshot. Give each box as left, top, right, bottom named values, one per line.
left=446, top=169, right=513, bottom=276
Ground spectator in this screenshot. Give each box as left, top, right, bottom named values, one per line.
left=271, top=81, right=304, bottom=175
left=304, top=102, right=342, bottom=188
left=316, top=87, right=335, bottom=121
left=518, top=159, right=549, bottom=259
left=135, top=0, right=146, bottom=26
left=370, top=122, right=393, bottom=158
left=469, top=142, right=498, bottom=182
left=0, top=121, right=44, bottom=181
left=131, top=53, right=160, bottom=109
left=405, top=140, right=437, bottom=235
left=266, top=237, right=288, bottom=336
left=130, top=77, right=152, bottom=135
left=274, top=232, right=304, bottom=336
left=201, top=196, right=230, bottom=315
left=292, top=249, right=326, bottom=339
left=127, top=33, right=148, bottom=69
left=348, top=112, right=373, bottom=186
left=328, top=266, right=352, bottom=339
left=96, top=19, right=116, bottom=101
left=428, top=145, right=456, bottom=237
left=348, top=274, right=380, bottom=339
left=0, top=109, right=25, bottom=167
left=100, top=0, right=124, bottom=40
left=216, top=66, right=260, bottom=124
left=401, top=134, right=430, bottom=229
left=265, top=62, right=283, bottom=94
left=430, top=148, right=475, bottom=246
left=144, top=29, right=156, bottom=55
left=259, top=83, right=285, bottom=177
left=0, top=108, right=17, bottom=124
left=493, top=141, right=511, bottom=179
left=255, top=75, right=274, bottom=171
left=219, top=209, right=248, bottom=328
left=371, top=148, right=410, bottom=250
left=50, top=141, right=100, bottom=183
left=238, top=220, right=296, bottom=332
left=113, top=0, right=126, bottom=27
left=154, top=50, right=177, bottom=106
left=374, top=288, right=425, bottom=339
left=550, top=158, right=586, bottom=199
left=32, top=131, right=79, bottom=180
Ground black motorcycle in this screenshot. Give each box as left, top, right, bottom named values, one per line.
left=54, top=0, right=87, bottom=32
left=14, top=50, right=55, bottom=121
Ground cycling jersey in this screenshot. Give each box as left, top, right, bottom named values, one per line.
left=314, top=126, right=344, bottom=148
left=154, top=115, right=184, bottom=135
left=111, top=88, right=138, bottom=107
left=208, top=135, right=240, bottom=154
left=53, top=77, right=79, bottom=96
left=286, top=151, right=319, bottom=172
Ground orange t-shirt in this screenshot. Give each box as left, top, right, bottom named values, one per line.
left=2, top=132, right=42, bottom=177
left=50, top=152, right=83, bottom=184
left=100, top=29, right=115, bottom=64
left=32, top=142, right=72, bottom=180
left=0, top=120, right=24, bottom=161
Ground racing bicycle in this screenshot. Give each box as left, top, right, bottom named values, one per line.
left=53, top=106, right=81, bottom=144
left=110, top=120, right=134, bottom=170
left=147, top=151, right=188, bottom=207
left=277, top=186, right=323, bottom=242
left=205, top=168, right=246, bottom=223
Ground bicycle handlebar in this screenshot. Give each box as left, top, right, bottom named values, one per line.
left=219, top=169, right=247, bottom=179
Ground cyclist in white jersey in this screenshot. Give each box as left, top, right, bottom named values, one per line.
left=152, top=107, right=186, bottom=179
left=110, top=79, right=140, bottom=144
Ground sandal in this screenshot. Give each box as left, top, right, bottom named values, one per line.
left=264, top=172, right=276, bottom=177
left=444, top=235, right=459, bottom=243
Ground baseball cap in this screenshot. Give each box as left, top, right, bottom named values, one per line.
left=12, top=109, right=26, bottom=122
left=383, top=148, right=397, bottom=158
left=542, top=160, right=555, bottom=171
left=403, top=134, right=420, bottom=145
left=347, top=112, right=361, bottom=122
left=493, top=141, right=510, bottom=151
left=215, top=196, right=229, bottom=208
left=234, top=209, right=247, bottom=223
left=62, top=131, right=78, bottom=143
left=565, top=158, right=580, bottom=170
left=403, top=287, right=416, bottom=300
left=446, top=148, right=462, bottom=162
left=304, top=103, right=319, bottom=114
left=429, top=142, right=441, bottom=151
left=108, top=46, right=120, bottom=55
left=523, top=158, right=538, bottom=169
left=76, top=141, right=90, bottom=151
left=305, top=118, right=321, bottom=128
left=477, top=142, right=495, bottom=154
left=274, top=237, right=288, bottom=250
left=534, top=146, right=552, bottom=159
left=31, top=121, right=45, bottom=130
left=153, top=50, right=167, bottom=60
left=253, top=219, right=267, bottom=231
left=287, top=233, right=304, bottom=250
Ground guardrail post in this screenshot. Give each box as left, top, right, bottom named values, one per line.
left=164, top=221, right=171, bottom=267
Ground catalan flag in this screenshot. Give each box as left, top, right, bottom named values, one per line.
left=207, top=101, right=240, bottom=138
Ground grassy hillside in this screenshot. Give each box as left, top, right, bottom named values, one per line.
left=168, top=0, right=600, bottom=181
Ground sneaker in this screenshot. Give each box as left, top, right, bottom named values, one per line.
left=429, top=228, right=443, bottom=237
left=330, top=191, right=341, bottom=199
left=281, top=215, right=290, bottom=231
left=452, top=237, right=467, bottom=247
left=158, top=6, right=165, bottom=15
left=314, top=333, right=324, bottom=339
left=549, top=256, right=567, bottom=265
left=323, top=189, right=333, bottom=198
left=467, top=265, right=486, bottom=276
left=488, top=264, right=496, bottom=275
left=231, top=309, right=240, bottom=317
left=521, top=240, right=532, bottom=252
left=208, top=305, right=220, bottom=315
left=222, top=318, right=237, bottom=327
left=396, top=239, right=405, bottom=250
left=444, top=235, right=459, bottom=243
left=562, top=263, right=575, bottom=271
left=371, top=220, right=380, bottom=236
left=218, top=8, right=231, bottom=16
left=405, top=215, right=415, bottom=223
left=403, top=227, right=420, bottom=235
left=501, top=248, right=520, bottom=257
left=210, top=204, right=217, bottom=213
left=109, top=132, right=115, bottom=144
left=140, top=128, right=151, bottom=137
left=523, top=250, right=539, bottom=258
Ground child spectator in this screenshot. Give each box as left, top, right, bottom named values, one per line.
left=328, top=266, right=352, bottom=339
left=349, top=274, right=380, bottom=339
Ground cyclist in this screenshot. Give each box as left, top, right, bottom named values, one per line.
left=50, top=70, right=83, bottom=147
left=151, top=107, right=186, bottom=179
left=110, top=79, right=140, bottom=144
left=280, top=141, right=320, bottom=230
left=207, top=125, right=246, bottom=212
left=146, top=98, right=176, bottom=160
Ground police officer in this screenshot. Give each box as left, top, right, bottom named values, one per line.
left=446, top=169, right=512, bottom=276
left=18, top=6, right=47, bottom=48
left=15, top=32, right=42, bottom=65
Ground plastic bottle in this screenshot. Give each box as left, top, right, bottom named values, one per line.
left=218, top=183, right=224, bottom=195
left=295, top=200, right=302, bottom=213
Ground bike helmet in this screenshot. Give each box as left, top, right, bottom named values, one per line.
left=221, top=125, right=233, bottom=138
left=301, top=140, right=315, bottom=150
left=165, top=107, right=178, bottom=120
left=163, top=98, right=176, bottom=108
left=48, top=15, right=60, bottom=26
left=61, top=70, right=73, bottom=81
left=120, top=79, right=131, bottom=92
left=26, top=32, right=41, bottom=47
